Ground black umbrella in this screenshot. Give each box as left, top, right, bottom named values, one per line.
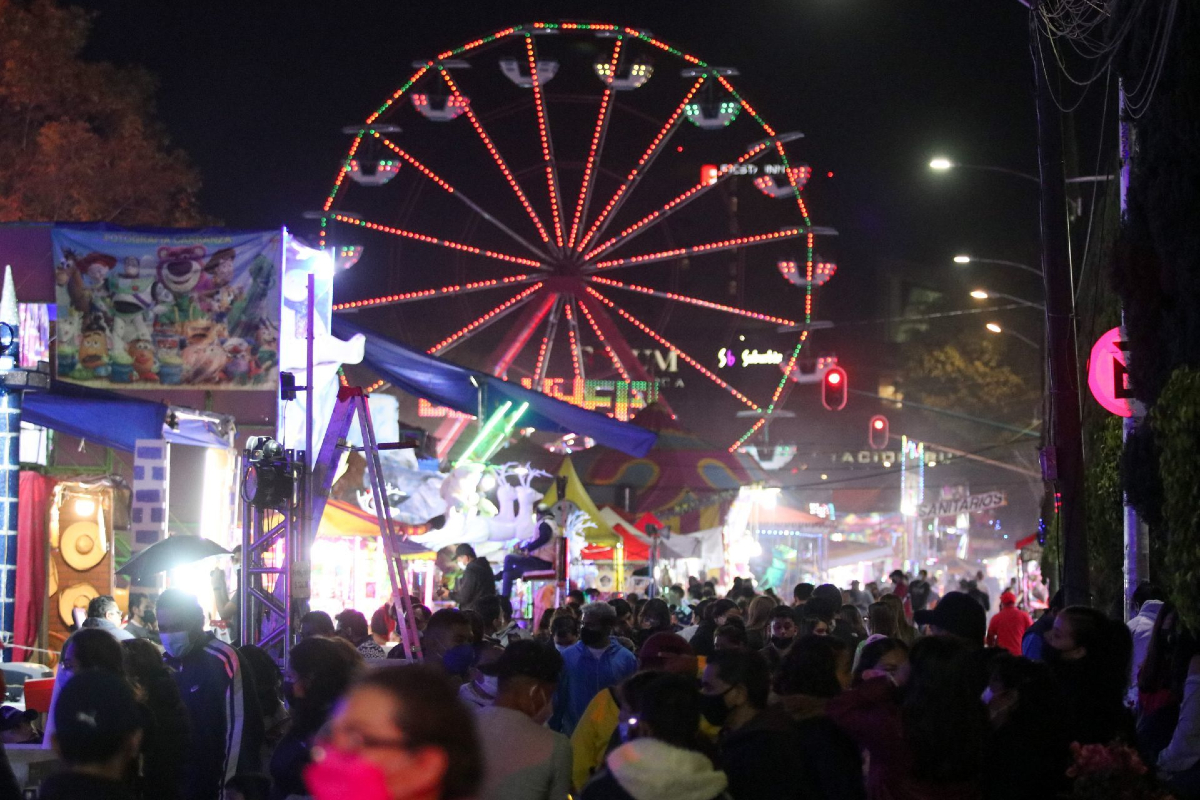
left=117, top=534, right=231, bottom=580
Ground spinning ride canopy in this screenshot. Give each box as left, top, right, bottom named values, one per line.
left=322, top=22, right=837, bottom=452
left=569, top=403, right=766, bottom=533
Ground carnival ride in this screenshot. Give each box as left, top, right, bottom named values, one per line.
left=321, top=22, right=838, bottom=452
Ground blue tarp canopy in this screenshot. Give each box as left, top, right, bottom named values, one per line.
left=23, top=381, right=169, bottom=453
left=332, top=318, right=657, bottom=458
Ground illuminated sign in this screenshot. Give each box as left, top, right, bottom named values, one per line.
left=717, top=347, right=784, bottom=368
left=518, top=378, right=658, bottom=421
left=808, top=502, right=836, bottom=520
left=417, top=399, right=474, bottom=419
left=716, top=163, right=789, bottom=176
left=916, top=491, right=1007, bottom=519
left=1087, top=327, right=1141, bottom=417
left=583, top=346, right=679, bottom=374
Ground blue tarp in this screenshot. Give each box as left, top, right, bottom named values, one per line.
left=332, top=318, right=657, bottom=458
left=23, top=381, right=169, bottom=453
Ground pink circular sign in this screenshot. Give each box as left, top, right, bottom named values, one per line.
left=1087, top=326, right=1135, bottom=417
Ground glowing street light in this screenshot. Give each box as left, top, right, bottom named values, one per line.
left=986, top=322, right=1003, bottom=333
left=970, top=288, right=1043, bottom=309
left=985, top=322, right=1039, bottom=349
left=929, top=157, right=954, bottom=171
left=953, top=255, right=972, bottom=264
left=970, top=290, right=990, bottom=300
left=953, top=254, right=1042, bottom=277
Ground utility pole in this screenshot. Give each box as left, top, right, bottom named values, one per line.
left=1031, top=4, right=1089, bottom=606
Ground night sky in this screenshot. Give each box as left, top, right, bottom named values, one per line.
left=71, top=1, right=1054, bottom=510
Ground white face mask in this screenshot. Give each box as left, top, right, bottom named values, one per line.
left=161, top=630, right=194, bottom=659
left=554, top=643, right=571, bottom=654
left=476, top=675, right=499, bottom=699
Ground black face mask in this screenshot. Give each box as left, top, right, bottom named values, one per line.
left=580, top=625, right=609, bottom=648
left=770, top=635, right=794, bottom=650
left=699, top=689, right=732, bottom=727
left=142, top=609, right=156, bottom=626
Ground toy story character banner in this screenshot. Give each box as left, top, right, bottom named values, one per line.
left=51, top=226, right=282, bottom=390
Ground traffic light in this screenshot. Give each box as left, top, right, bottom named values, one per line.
left=821, top=366, right=847, bottom=411
left=869, top=415, right=889, bottom=449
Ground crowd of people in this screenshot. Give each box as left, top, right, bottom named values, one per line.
left=5, top=567, right=1199, bottom=800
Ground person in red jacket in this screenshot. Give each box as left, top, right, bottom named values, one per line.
left=986, top=592, right=1033, bottom=656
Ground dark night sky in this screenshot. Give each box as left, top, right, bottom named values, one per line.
left=71, top=1, right=1052, bottom=471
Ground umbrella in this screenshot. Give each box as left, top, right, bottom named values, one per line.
left=117, top=534, right=231, bottom=580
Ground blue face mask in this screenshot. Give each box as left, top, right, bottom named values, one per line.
left=441, top=643, right=476, bottom=676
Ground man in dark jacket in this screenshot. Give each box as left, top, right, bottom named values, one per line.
left=453, top=543, right=497, bottom=612
left=81, top=595, right=135, bottom=641
left=702, top=649, right=805, bottom=800
left=156, top=589, right=263, bottom=800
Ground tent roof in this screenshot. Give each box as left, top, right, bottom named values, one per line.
left=331, top=317, right=656, bottom=458
left=24, top=381, right=168, bottom=452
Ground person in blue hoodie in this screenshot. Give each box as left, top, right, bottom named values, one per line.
left=550, top=602, right=637, bottom=736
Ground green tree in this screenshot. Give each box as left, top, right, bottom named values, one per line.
left=900, top=333, right=1036, bottom=429
left=0, top=0, right=203, bottom=225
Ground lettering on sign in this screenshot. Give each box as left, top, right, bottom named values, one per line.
left=916, top=491, right=1007, bottom=519
left=716, top=163, right=788, bottom=176
left=1087, top=327, right=1143, bottom=418
left=717, top=347, right=785, bottom=368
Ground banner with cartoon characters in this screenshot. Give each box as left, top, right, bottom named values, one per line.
left=51, top=226, right=282, bottom=390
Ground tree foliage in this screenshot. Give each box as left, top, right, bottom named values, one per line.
left=0, top=0, right=203, bottom=225
left=900, top=334, right=1034, bottom=428
left=1151, top=368, right=1200, bottom=628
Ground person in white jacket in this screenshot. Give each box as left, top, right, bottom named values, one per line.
left=1128, top=582, right=1166, bottom=705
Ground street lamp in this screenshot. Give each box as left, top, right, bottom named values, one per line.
left=985, top=322, right=1039, bottom=350
left=952, top=254, right=1043, bottom=278
left=929, top=157, right=954, bottom=171
left=929, top=158, right=1114, bottom=186
left=969, top=289, right=1044, bottom=310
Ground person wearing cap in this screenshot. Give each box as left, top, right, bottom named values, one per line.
left=913, top=591, right=987, bottom=646
left=472, top=640, right=571, bottom=800
left=549, top=602, right=637, bottom=736
left=453, top=544, right=497, bottom=612
left=0, top=706, right=40, bottom=745
left=39, top=669, right=143, bottom=800
left=986, top=591, right=1033, bottom=656
left=570, top=632, right=698, bottom=790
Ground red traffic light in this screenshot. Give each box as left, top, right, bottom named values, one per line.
left=821, top=366, right=848, bottom=411
left=869, top=415, right=889, bottom=448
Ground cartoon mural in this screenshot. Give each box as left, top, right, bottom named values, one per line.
left=51, top=227, right=283, bottom=390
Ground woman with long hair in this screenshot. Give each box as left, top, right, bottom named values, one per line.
left=743, top=595, right=777, bottom=651
left=271, top=636, right=363, bottom=800
left=980, top=654, right=1069, bottom=800
left=867, top=602, right=897, bottom=638
left=122, top=638, right=191, bottom=800
left=852, top=637, right=909, bottom=686
left=1044, top=605, right=1134, bottom=745
left=829, top=635, right=987, bottom=800
left=838, top=604, right=868, bottom=647
left=880, top=593, right=917, bottom=646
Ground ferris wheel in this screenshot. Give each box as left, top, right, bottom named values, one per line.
left=322, top=21, right=838, bottom=452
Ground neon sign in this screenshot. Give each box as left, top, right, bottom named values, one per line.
left=717, top=347, right=784, bottom=368
left=517, top=378, right=658, bottom=421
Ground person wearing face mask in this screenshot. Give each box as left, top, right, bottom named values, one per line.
left=304, top=664, right=482, bottom=800
left=471, top=641, right=571, bottom=800
left=551, top=614, right=580, bottom=653
left=155, top=589, right=264, bottom=800
left=270, top=636, right=363, bottom=800
left=399, top=609, right=477, bottom=684
left=571, top=634, right=698, bottom=790
left=701, top=650, right=803, bottom=800
left=633, top=599, right=674, bottom=649
left=689, top=599, right=740, bottom=658
left=42, top=628, right=126, bottom=751
left=123, top=593, right=158, bottom=641
left=1041, top=605, right=1135, bottom=746
left=760, top=605, right=799, bottom=671
left=581, top=673, right=730, bottom=800
left=549, top=602, right=637, bottom=736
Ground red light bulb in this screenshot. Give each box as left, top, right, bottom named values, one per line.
left=826, top=371, right=841, bottom=385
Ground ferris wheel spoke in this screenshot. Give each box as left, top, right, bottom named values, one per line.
left=373, top=134, right=552, bottom=262
left=532, top=297, right=563, bottom=387
left=562, top=301, right=587, bottom=386
left=439, top=67, right=553, bottom=246
left=567, top=38, right=622, bottom=250
left=588, top=225, right=836, bottom=272
left=585, top=287, right=760, bottom=411
left=482, top=291, right=558, bottom=379
left=427, top=283, right=545, bottom=356
left=575, top=296, right=649, bottom=406
left=586, top=276, right=797, bottom=327
left=577, top=76, right=707, bottom=251
left=523, top=35, right=567, bottom=250
left=330, top=213, right=544, bottom=269
left=582, top=138, right=776, bottom=261
left=332, top=275, right=540, bottom=312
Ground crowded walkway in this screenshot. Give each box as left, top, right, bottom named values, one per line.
left=4, top=573, right=1193, bottom=800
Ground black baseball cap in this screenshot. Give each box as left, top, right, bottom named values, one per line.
left=913, top=591, right=986, bottom=644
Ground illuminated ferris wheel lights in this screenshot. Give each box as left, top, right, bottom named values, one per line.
left=754, top=165, right=812, bottom=198
left=411, top=92, right=470, bottom=121
left=594, top=60, right=654, bottom=90
left=684, top=99, right=741, bottom=129
left=345, top=158, right=401, bottom=186
left=499, top=57, right=561, bottom=87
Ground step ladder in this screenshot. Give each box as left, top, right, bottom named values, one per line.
left=311, top=385, right=423, bottom=661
